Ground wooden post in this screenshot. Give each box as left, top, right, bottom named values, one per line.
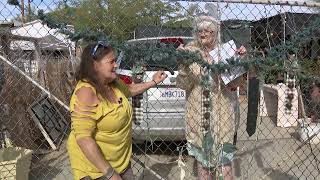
left=34, top=41, right=46, bottom=87
left=0, top=22, right=13, bottom=58
left=28, top=0, right=31, bottom=22
left=21, top=0, right=25, bottom=23
left=0, top=22, right=13, bottom=149
left=0, top=22, right=13, bottom=85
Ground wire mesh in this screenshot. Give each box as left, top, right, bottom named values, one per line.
left=0, top=0, right=320, bottom=180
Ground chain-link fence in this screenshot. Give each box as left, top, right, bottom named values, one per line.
left=1, top=0, right=320, bottom=179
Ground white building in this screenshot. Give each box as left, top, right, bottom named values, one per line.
left=8, top=19, right=75, bottom=77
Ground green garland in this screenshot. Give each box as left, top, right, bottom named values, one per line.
left=37, top=10, right=320, bottom=81
left=38, top=10, right=108, bottom=42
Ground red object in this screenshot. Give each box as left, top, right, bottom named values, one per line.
left=160, top=38, right=184, bottom=46
left=119, top=74, right=133, bottom=84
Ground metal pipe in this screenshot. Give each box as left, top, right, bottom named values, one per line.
left=173, top=0, right=320, bottom=8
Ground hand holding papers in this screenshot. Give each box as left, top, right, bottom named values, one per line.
left=209, top=40, right=246, bottom=85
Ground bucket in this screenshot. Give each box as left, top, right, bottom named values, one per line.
left=298, top=118, right=320, bottom=145
left=0, top=147, right=33, bottom=180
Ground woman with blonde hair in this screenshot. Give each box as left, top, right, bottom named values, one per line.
left=177, top=14, right=246, bottom=180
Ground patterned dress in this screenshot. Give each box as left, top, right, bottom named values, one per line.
left=176, top=41, right=237, bottom=167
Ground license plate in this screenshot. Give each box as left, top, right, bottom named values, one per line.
left=147, top=88, right=185, bottom=101
left=161, top=90, right=185, bottom=98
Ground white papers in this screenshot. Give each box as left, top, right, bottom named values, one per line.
left=209, top=40, right=246, bottom=85
left=209, top=40, right=237, bottom=64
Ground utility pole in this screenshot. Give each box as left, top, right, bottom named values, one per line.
left=21, top=0, right=24, bottom=22
left=28, top=0, right=31, bottom=21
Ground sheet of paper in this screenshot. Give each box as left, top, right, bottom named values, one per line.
left=209, top=40, right=246, bottom=85
left=209, top=40, right=237, bottom=64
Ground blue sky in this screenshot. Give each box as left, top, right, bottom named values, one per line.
left=0, top=0, right=316, bottom=22
left=223, top=3, right=314, bottom=20
left=177, top=1, right=316, bottom=21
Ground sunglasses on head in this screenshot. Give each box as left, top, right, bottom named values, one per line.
left=91, top=40, right=111, bottom=60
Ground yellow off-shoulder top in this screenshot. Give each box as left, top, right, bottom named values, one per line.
left=67, top=79, right=132, bottom=180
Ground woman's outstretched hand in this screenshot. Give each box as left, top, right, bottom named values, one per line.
left=152, top=70, right=168, bottom=85
left=236, top=45, right=247, bottom=57
left=177, top=44, right=194, bottom=52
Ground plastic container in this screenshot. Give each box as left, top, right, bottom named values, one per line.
left=298, top=118, right=320, bottom=145
left=0, top=147, right=33, bottom=180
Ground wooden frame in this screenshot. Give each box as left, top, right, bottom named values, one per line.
left=27, top=95, right=69, bottom=150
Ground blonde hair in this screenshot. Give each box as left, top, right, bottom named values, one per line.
left=193, top=15, right=219, bottom=32
left=190, top=15, right=220, bottom=48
